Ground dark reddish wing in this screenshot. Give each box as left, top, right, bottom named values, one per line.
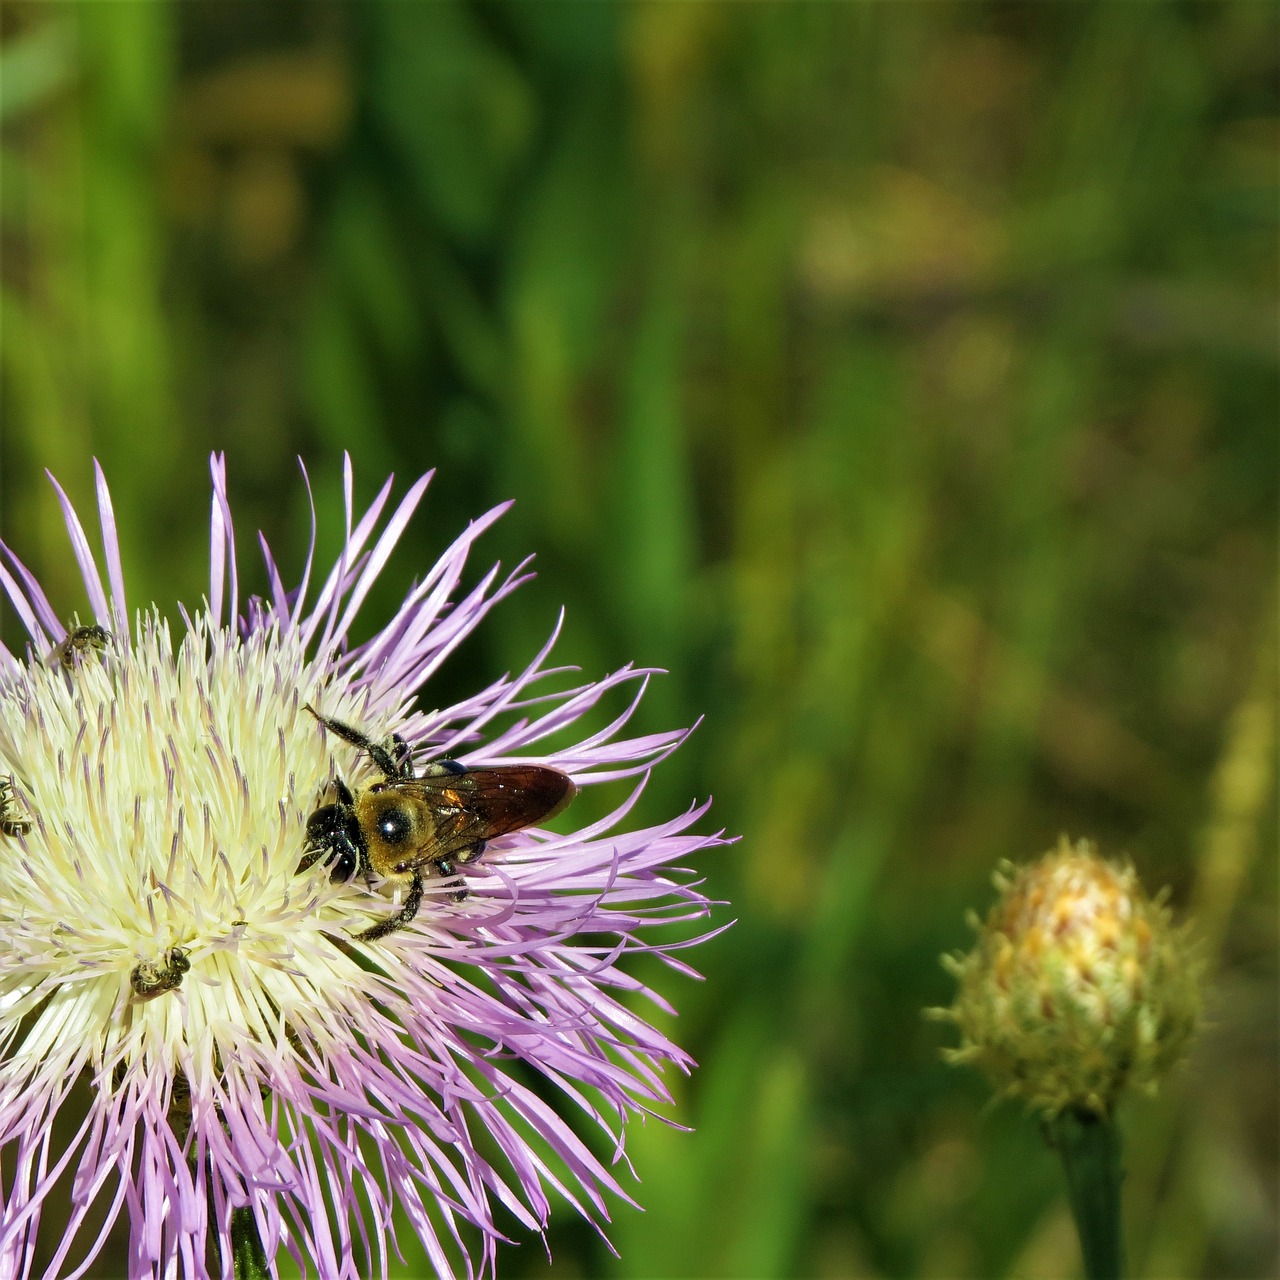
left=393, top=766, right=575, bottom=864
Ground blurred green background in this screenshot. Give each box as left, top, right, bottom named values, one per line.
left=1, top=2, right=1275, bottom=1277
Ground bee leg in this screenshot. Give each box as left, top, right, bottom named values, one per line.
left=387, top=733, right=414, bottom=780
left=429, top=856, right=470, bottom=904
left=355, top=870, right=425, bottom=942
left=305, top=705, right=404, bottom=778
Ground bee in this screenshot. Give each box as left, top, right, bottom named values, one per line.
left=51, top=623, right=111, bottom=671
left=130, top=946, right=191, bottom=1000
left=300, top=706, right=576, bottom=941
left=0, top=775, right=30, bottom=836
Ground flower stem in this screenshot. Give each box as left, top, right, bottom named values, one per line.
left=1048, top=1108, right=1125, bottom=1280
left=230, top=1205, right=269, bottom=1280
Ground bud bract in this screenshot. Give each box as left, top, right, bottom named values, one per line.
left=938, top=837, right=1199, bottom=1117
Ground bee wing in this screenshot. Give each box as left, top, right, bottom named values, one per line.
left=399, top=765, right=576, bottom=864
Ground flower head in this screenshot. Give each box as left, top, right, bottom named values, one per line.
left=0, top=456, right=723, bottom=1278
left=936, top=837, right=1199, bottom=1118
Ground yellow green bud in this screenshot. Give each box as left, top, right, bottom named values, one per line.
left=936, top=837, right=1200, bottom=1118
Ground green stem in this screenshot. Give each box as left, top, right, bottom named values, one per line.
left=230, top=1205, right=270, bottom=1280
left=1047, top=1108, right=1125, bottom=1280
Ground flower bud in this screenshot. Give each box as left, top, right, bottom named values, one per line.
left=936, top=837, right=1199, bottom=1117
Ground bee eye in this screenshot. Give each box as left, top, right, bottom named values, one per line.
left=376, top=807, right=412, bottom=845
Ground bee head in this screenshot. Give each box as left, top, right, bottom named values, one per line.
left=302, top=802, right=364, bottom=882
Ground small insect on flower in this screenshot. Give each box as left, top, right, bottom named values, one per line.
left=0, top=775, right=30, bottom=835
left=129, top=945, right=192, bottom=1000
left=0, top=454, right=724, bottom=1280
left=49, top=621, right=112, bottom=670
left=300, top=704, right=577, bottom=939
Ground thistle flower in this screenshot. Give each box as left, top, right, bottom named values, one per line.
left=936, top=837, right=1199, bottom=1119
left=0, top=456, right=723, bottom=1279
